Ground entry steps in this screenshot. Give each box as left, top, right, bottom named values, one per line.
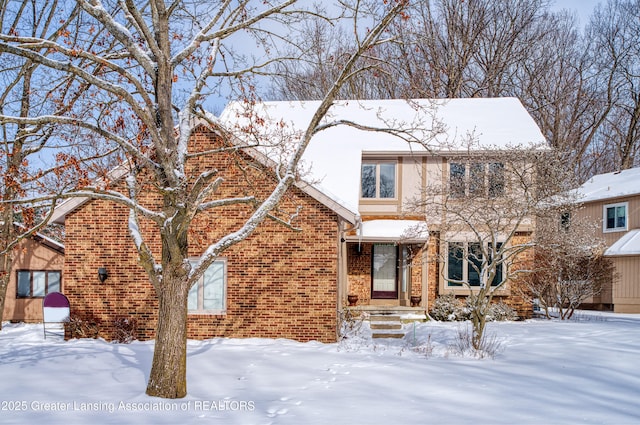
left=369, top=314, right=405, bottom=339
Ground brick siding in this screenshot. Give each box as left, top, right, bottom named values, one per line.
left=63, top=126, right=339, bottom=343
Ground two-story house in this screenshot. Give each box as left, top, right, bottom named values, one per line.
left=574, top=167, right=640, bottom=313
left=51, top=97, right=545, bottom=343
left=225, top=98, right=547, bottom=318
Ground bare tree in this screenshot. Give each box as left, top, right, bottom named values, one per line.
left=272, top=0, right=640, bottom=182
left=0, top=0, right=408, bottom=398
left=0, top=0, right=93, bottom=328
left=412, top=147, right=574, bottom=350
left=585, top=0, right=640, bottom=173
left=519, top=210, right=615, bottom=320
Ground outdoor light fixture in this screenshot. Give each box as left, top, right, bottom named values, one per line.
left=98, top=267, right=108, bottom=283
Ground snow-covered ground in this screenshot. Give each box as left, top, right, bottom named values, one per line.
left=1, top=311, right=639, bottom=424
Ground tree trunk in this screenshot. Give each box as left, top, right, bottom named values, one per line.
left=471, top=312, right=486, bottom=350
left=145, top=276, right=189, bottom=398
left=0, top=249, right=10, bottom=329
left=0, top=274, right=7, bottom=330
left=0, top=211, right=14, bottom=330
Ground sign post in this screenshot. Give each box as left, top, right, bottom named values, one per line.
left=42, top=292, right=70, bottom=339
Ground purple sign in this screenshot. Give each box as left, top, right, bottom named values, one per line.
left=43, top=292, right=70, bottom=339
left=43, top=292, right=70, bottom=309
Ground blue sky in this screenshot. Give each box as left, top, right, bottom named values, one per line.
left=553, top=0, right=602, bottom=25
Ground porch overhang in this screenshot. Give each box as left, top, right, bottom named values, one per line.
left=344, top=219, right=429, bottom=244
left=605, top=229, right=640, bottom=256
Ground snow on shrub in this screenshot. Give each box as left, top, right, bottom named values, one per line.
left=430, top=294, right=517, bottom=322
left=430, top=293, right=469, bottom=321
left=485, top=301, right=518, bottom=322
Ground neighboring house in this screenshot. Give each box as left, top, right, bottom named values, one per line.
left=574, top=167, right=640, bottom=313
left=2, top=232, right=65, bottom=323
left=51, top=97, right=545, bottom=343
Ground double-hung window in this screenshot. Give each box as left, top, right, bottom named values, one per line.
left=560, top=212, right=572, bottom=232
left=449, top=161, right=505, bottom=198
left=361, top=162, right=396, bottom=199
left=17, top=270, right=61, bottom=298
left=188, top=259, right=227, bottom=313
left=446, top=242, right=503, bottom=287
left=603, top=203, right=627, bottom=232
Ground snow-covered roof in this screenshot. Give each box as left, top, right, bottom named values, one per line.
left=575, top=167, right=640, bottom=203
left=345, top=220, right=429, bottom=243
left=605, top=229, right=640, bottom=257
left=53, top=98, right=545, bottom=228
left=9, top=222, right=65, bottom=253
left=33, top=231, right=65, bottom=253
left=219, top=98, right=547, bottom=216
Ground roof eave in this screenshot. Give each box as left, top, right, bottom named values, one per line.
left=343, top=235, right=429, bottom=243
left=294, top=181, right=358, bottom=225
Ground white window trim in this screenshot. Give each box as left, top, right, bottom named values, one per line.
left=360, top=161, right=398, bottom=200
left=187, top=258, right=227, bottom=315
left=603, top=202, right=628, bottom=233
left=16, top=270, right=62, bottom=298
left=445, top=241, right=505, bottom=289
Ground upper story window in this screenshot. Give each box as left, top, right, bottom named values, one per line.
left=188, top=259, right=226, bottom=314
left=449, top=161, right=505, bottom=198
left=560, top=212, right=571, bottom=232
left=603, top=202, right=628, bottom=232
left=17, top=270, right=61, bottom=298
left=361, top=162, right=396, bottom=199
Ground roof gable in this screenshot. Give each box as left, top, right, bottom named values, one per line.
left=220, top=98, right=547, bottom=215
left=50, top=125, right=357, bottom=225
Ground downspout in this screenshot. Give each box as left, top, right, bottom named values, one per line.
left=337, top=215, right=361, bottom=339
left=422, top=239, right=429, bottom=315
left=420, top=220, right=430, bottom=317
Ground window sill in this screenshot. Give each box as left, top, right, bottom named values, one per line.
left=603, top=228, right=627, bottom=233
left=441, top=286, right=510, bottom=296
left=188, top=310, right=227, bottom=316
left=360, top=198, right=398, bottom=203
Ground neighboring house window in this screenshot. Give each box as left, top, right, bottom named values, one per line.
left=188, top=259, right=226, bottom=313
left=604, top=202, right=628, bottom=232
left=560, top=212, right=571, bottom=231
left=449, top=161, right=505, bottom=198
left=446, top=242, right=503, bottom=287
left=16, top=270, right=61, bottom=298
left=361, top=162, right=396, bottom=199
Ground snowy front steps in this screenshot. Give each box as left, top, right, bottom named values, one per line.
left=369, top=315, right=405, bottom=339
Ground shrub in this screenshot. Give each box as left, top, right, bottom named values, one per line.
left=452, top=324, right=504, bottom=359
left=65, top=315, right=99, bottom=339
left=431, top=294, right=517, bottom=322
left=485, top=301, right=518, bottom=322
left=114, top=317, right=138, bottom=343
left=430, top=293, right=469, bottom=321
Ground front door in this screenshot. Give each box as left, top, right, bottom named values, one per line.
left=371, top=244, right=398, bottom=299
